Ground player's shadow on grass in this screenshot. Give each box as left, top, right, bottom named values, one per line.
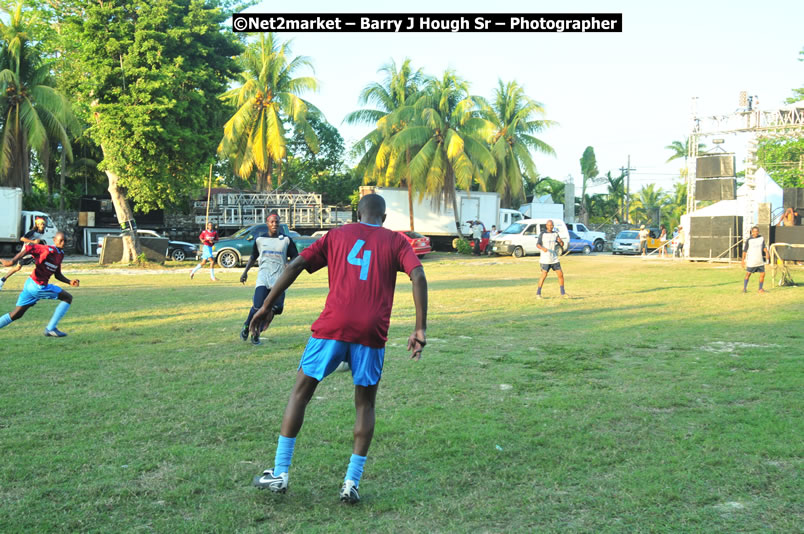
left=629, top=281, right=734, bottom=294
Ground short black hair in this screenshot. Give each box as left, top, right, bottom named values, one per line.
left=358, top=194, right=386, bottom=218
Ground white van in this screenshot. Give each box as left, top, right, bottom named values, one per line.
left=490, top=218, right=571, bottom=258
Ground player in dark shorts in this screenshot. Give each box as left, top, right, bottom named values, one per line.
left=0, top=217, right=47, bottom=291
left=0, top=232, right=80, bottom=337
left=742, top=226, right=769, bottom=294
left=536, top=220, right=567, bottom=298
left=249, top=194, right=428, bottom=504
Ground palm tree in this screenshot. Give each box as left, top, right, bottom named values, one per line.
left=666, top=137, right=707, bottom=180
left=629, top=184, right=669, bottom=225
left=604, top=171, right=625, bottom=221
left=218, top=33, right=319, bottom=191
left=530, top=177, right=566, bottom=204
left=344, top=59, right=426, bottom=229
left=0, top=1, right=77, bottom=192
left=389, top=71, right=496, bottom=236
left=479, top=80, right=555, bottom=208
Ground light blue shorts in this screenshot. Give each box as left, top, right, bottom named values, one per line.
left=16, top=277, right=63, bottom=307
left=201, top=245, right=214, bottom=260
left=299, top=337, right=385, bottom=386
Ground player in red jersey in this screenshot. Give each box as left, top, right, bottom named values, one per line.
left=0, top=232, right=80, bottom=337
left=249, top=194, right=428, bottom=503
left=191, top=222, right=219, bottom=281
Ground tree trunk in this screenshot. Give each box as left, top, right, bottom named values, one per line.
left=59, top=150, right=67, bottom=211
left=406, top=149, right=414, bottom=231
left=105, top=167, right=141, bottom=262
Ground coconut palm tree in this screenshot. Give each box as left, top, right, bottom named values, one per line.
left=479, top=80, right=555, bottom=208
left=218, top=33, right=319, bottom=191
left=388, top=71, right=496, bottom=236
left=0, top=1, right=77, bottom=192
left=605, top=171, right=626, bottom=221
left=629, top=184, right=670, bottom=225
left=344, top=59, right=427, bottom=229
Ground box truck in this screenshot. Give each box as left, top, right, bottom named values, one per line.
left=360, top=186, right=522, bottom=249
left=0, top=186, right=59, bottom=253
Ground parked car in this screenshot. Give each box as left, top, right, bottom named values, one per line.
left=566, top=231, right=594, bottom=254
left=397, top=230, right=432, bottom=257
left=489, top=218, right=571, bottom=258
left=212, top=223, right=316, bottom=268
left=612, top=230, right=640, bottom=254
left=565, top=222, right=606, bottom=252
left=96, top=229, right=198, bottom=261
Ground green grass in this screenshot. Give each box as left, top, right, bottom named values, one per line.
left=1, top=254, right=801, bottom=533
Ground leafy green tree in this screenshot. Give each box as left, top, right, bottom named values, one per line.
left=283, top=115, right=358, bottom=205
left=345, top=58, right=426, bottom=229
left=389, top=71, right=496, bottom=236
left=757, top=137, right=804, bottom=188
left=784, top=48, right=804, bottom=104
left=579, top=146, right=599, bottom=224
left=480, top=80, right=555, bottom=208
left=0, top=1, right=78, bottom=193
left=219, top=32, right=319, bottom=192
left=60, top=0, right=242, bottom=260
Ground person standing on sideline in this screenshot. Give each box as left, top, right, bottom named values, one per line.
left=249, top=193, right=428, bottom=504
left=0, top=217, right=47, bottom=291
left=239, top=213, right=298, bottom=345
left=742, top=226, right=769, bottom=294
left=471, top=221, right=483, bottom=255
left=659, top=224, right=668, bottom=258
left=676, top=225, right=685, bottom=258
left=487, top=225, right=499, bottom=255
left=638, top=224, right=649, bottom=256
left=0, top=232, right=79, bottom=337
left=536, top=220, right=567, bottom=298
left=191, top=222, right=219, bottom=281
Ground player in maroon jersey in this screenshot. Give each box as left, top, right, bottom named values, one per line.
left=191, top=222, right=219, bottom=281
left=249, top=194, right=428, bottom=503
left=0, top=232, right=80, bottom=337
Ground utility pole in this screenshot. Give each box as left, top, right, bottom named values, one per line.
left=620, top=155, right=636, bottom=224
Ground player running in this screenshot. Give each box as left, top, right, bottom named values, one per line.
left=0, top=232, right=80, bottom=337
left=190, top=222, right=219, bottom=281
left=742, top=226, right=769, bottom=294
left=249, top=194, right=428, bottom=504
left=239, top=213, right=298, bottom=345
left=0, top=216, right=47, bottom=291
left=536, top=219, right=567, bottom=298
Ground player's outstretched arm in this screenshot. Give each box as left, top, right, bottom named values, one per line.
left=240, top=244, right=259, bottom=284
left=249, top=255, right=308, bottom=335
left=55, top=270, right=79, bottom=287
left=407, top=266, right=428, bottom=361
left=1, top=247, right=30, bottom=267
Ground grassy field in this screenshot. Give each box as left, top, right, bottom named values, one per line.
left=1, top=253, right=801, bottom=533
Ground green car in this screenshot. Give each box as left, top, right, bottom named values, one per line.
left=212, top=223, right=317, bottom=268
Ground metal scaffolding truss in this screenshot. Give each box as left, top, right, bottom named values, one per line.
left=686, top=101, right=804, bottom=213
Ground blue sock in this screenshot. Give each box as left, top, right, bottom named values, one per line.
left=743, top=279, right=749, bottom=291
left=0, top=313, right=12, bottom=329
left=345, top=454, right=367, bottom=486
left=759, top=281, right=763, bottom=290
left=210, top=267, right=215, bottom=279
left=273, top=435, right=296, bottom=475
left=537, top=287, right=541, bottom=295
left=560, top=285, right=565, bottom=295
left=47, top=302, right=70, bottom=331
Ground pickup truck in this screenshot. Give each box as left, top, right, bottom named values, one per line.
left=212, top=223, right=317, bottom=268
left=565, top=222, right=606, bottom=252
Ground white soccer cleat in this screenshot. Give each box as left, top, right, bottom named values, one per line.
left=253, top=469, right=288, bottom=493
left=340, top=480, right=360, bottom=504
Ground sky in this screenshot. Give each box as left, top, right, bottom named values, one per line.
left=243, top=0, right=803, bottom=197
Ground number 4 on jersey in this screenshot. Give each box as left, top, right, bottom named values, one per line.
left=347, top=239, right=372, bottom=281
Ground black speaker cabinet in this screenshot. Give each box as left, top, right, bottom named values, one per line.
left=696, top=178, right=736, bottom=201
left=782, top=188, right=804, bottom=209
left=696, top=155, right=736, bottom=178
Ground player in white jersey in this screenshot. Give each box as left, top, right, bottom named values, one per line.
left=239, top=213, right=298, bottom=344
left=742, top=226, right=768, bottom=294
left=536, top=220, right=567, bottom=298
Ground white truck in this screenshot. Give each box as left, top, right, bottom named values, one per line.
left=359, top=186, right=522, bottom=249
left=565, top=222, right=607, bottom=252
left=0, top=186, right=59, bottom=253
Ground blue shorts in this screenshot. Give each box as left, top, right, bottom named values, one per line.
left=201, top=245, right=214, bottom=260
left=299, top=337, right=385, bottom=387
left=16, top=277, right=63, bottom=307
left=746, top=265, right=765, bottom=273
left=541, top=262, right=562, bottom=272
